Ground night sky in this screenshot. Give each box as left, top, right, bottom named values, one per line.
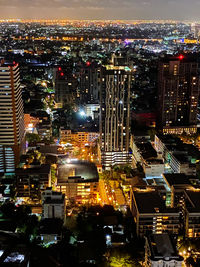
left=0, top=0, right=200, bottom=20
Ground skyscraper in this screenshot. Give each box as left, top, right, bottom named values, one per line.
left=158, top=54, right=199, bottom=135
left=79, top=61, right=101, bottom=104
left=54, top=67, right=77, bottom=108
left=100, top=64, right=132, bottom=168
left=0, top=61, right=24, bottom=174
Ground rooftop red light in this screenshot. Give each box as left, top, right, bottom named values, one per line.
left=60, top=72, right=64, bottom=76
left=86, top=61, right=91, bottom=66
left=58, top=67, right=61, bottom=71
left=179, top=55, right=184, bottom=60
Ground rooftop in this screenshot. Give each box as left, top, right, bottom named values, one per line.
left=133, top=191, right=179, bottom=214
left=147, top=234, right=183, bottom=261
left=136, top=142, right=157, bottom=160
left=163, top=173, right=193, bottom=187
left=15, top=164, right=51, bottom=176
left=58, top=160, right=99, bottom=182
left=185, top=190, right=200, bottom=213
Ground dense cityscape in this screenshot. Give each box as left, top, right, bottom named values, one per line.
left=1, top=19, right=200, bottom=266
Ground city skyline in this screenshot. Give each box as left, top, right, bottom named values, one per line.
left=0, top=0, right=200, bottom=20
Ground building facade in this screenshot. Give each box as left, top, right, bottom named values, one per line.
left=79, top=62, right=101, bottom=104
left=0, top=61, right=24, bottom=174
left=56, top=177, right=99, bottom=205
left=100, top=65, right=132, bottom=168
left=54, top=66, right=77, bottom=108
left=158, top=54, right=199, bottom=135
left=42, top=187, right=65, bottom=220
left=60, top=129, right=99, bottom=147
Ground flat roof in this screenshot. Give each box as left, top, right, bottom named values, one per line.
left=185, top=190, right=200, bottom=213
left=133, top=191, right=176, bottom=214
left=58, top=160, right=99, bottom=182
left=15, top=164, right=51, bottom=175
left=163, top=173, right=192, bottom=186
left=147, top=234, right=183, bottom=261
left=136, top=142, right=157, bottom=160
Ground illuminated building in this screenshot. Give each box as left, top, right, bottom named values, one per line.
left=130, top=136, right=164, bottom=178
left=83, top=103, right=100, bottom=121
left=16, top=164, right=51, bottom=200
left=100, top=63, right=132, bottom=168
left=154, top=134, right=199, bottom=175
left=60, top=129, right=99, bottom=147
left=131, top=173, right=200, bottom=238
left=24, top=114, right=40, bottom=133
left=191, top=23, right=200, bottom=38
left=0, top=61, right=24, bottom=175
left=56, top=177, right=99, bottom=205
left=79, top=62, right=101, bottom=104
left=158, top=54, right=199, bottom=135
left=56, top=160, right=99, bottom=204
left=130, top=190, right=180, bottom=237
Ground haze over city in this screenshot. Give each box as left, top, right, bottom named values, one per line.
left=0, top=0, right=200, bottom=20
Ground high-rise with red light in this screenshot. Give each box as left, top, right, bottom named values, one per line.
left=0, top=61, right=24, bottom=174
left=79, top=62, right=101, bottom=104
left=54, top=67, right=77, bottom=108
left=158, top=54, right=199, bottom=135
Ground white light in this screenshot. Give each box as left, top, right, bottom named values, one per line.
left=80, top=110, right=86, bottom=116
left=66, top=158, right=71, bottom=164
left=106, top=235, right=111, bottom=240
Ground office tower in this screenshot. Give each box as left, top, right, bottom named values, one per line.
left=54, top=67, right=77, bottom=108
left=191, top=23, right=200, bottom=38
left=79, top=62, right=101, bottom=104
left=158, top=54, right=199, bottom=135
left=0, top=61, right=24, bottom=174
left=100, top=64, right=132, bottom=168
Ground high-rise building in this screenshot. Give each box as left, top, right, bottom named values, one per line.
left=0, top=61, right=24, bottom=174
left=54, top=67, right=77, bottom=108
left=100, top=64, right=132, bottom=168
left=158, top=54, right=199, bottom=135
left=79, top=61, right=101, bottom=104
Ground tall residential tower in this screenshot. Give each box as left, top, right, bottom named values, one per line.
left=100, top=63, right=132, bottom=168
left=158, top=54, right=199, bottom=135
left=0, top=61, right=24, bottom=174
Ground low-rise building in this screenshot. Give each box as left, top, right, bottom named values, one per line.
left=154, top=134, right=200, bottom=175
left=42, top=187, right=65, bottom=220
left=130, top=135, right=164, bottom=177
left=37, top=121, right=52, bottom=141
left=131, top=173, right=200, bottom=238
left=145, top=234, right=184, bottom=267
left=16, top=164, right=51, bottom=201
left=24, top=114, right=40, bottom=133
left=60, top=129, right=99, bottom=147
left=56, top=177, right=99, bottom=205
left=57, top=160, right=99, bottom=204
left=130, top=189, right=180, bottom=237
left=144, top=159, right=165, bottom=178
left=38, top=218, right=63, bottom=245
